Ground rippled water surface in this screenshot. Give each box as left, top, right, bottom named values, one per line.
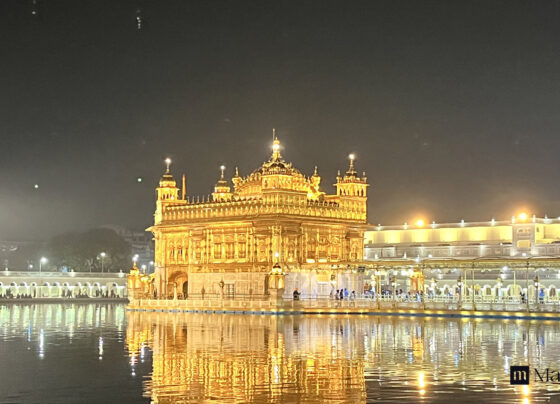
left=2, top=304, right=560, bottom=403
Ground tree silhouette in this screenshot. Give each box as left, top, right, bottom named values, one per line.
left=48, top=228, right=131, bottom=272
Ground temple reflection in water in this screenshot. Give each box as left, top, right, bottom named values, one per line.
left=126, top=311, right=560, bottom=403
left=126, top=313, right=366, bottom=403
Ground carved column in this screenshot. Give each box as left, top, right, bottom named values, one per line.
left=234, top=229, right=239, bottom=260
left=221, top=229, right=226, bottom=261
left=315, top=229, right=320, bottom=260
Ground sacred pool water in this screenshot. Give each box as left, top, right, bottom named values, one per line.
left=1, top=303, right=560, bottom=403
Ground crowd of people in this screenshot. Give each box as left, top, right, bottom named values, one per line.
left=0, top=290, right=34, bottom=299
left=331, top=288, right=357, bottom=300
left=292, top=287, right=359, bottom=300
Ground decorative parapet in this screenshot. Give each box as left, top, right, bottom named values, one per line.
left=158, top=196, right=366, bottom=224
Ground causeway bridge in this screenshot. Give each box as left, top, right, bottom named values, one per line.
left=0, top=271, right=128, bottom=298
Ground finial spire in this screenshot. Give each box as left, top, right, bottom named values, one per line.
left=164, top=158, right=172, bottom=173
left=271, top=131, right=281, bottom=161
left=220, top=165, right=226, bottom=179
left=313, top=166, right=318, bottom=176
left=347, top=153, right=356, bottom=175
left=235, top=166, right=239, bottom=176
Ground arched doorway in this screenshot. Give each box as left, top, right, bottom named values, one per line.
left=169, top=271, right=188, bottom=299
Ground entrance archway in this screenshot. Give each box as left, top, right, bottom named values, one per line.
left=169, top=271, right=188, bottom=299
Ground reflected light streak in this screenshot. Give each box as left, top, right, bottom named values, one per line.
left=418, top=371, right=425, bottom=388
left=98, top=336, right=104, bottom=360
left=39, top=329, right=44, bottom=359
left=418, top=371, right=426, bottom=396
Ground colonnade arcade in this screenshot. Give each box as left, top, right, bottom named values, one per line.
left=365, top=257, right=560, bottom=302
left=0, top=281, right=126, bottom=298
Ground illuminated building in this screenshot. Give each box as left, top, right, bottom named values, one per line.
left=147, top=133, right=369, bottom=299
left=364, top=213, right=560, bottom=299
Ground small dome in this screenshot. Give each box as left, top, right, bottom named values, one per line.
left=159, top=173, right=176, bottom=187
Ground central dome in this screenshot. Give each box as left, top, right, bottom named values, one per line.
left=251, top=137, right=303, bottom=176
left=232, top=135, right=322, bottom=200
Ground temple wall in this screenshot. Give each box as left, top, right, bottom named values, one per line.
left=283, top=271, right=364, bottom=299
left=188, top=272, right=268, bottom=297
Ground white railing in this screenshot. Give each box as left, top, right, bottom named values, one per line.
left=2, top=271, right=126, bottom=279
left=128, top=296, right=560, bottom=313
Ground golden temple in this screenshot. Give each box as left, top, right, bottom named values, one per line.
left=140, top=132, right=369, bottom=300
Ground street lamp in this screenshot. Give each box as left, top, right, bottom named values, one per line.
left=391, top=276, right=397, bottom=306
left=525, top=260, right=530, bottom=311
left=471, top=262, right=477, bottom=311
left=457, top=276, right=463, bottom=308
left=100, top=252, right=106, bottom=273
left=39, top=257, right=47, bottom=273
left=534, top=276, right=540, bottom=304
left=496, top=277, right=502, bottom=302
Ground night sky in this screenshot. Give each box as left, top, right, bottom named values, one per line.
left=1, top=1, right=560, bottom=241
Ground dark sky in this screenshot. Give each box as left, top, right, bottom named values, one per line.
left=1, top=0, right=560, bottom=241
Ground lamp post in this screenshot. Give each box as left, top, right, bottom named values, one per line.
left=373, top=269, right=380, bottom=309
left=420, top=263, right=426, bottom=310
left=496, top=277, right=502, bottom=303
left=391, top=276, right=397, bottom=307
left=534, top=275, right=540, bottom=306
left=526, top=260, right=530, bottom=312
left=39, top=257, right=47, bottom=273
left=457, top=276, right=463, bottom=309
left=100, top=252, right=106, bottom=273
left=471, top=262, right=476, bottom=311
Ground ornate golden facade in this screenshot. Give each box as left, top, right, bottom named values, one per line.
left=149, top=134, right=369, bottom=299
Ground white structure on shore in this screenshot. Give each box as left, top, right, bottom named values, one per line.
left=0, top=271, right=127, bottom=298
left=364, top=214, right=560, bottom=300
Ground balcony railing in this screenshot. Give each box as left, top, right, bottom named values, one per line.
left=128, top=295, right=560, bottom=313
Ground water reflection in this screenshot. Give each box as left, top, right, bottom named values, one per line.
left=3, top=304, right=560, bottom=403
left=127, top=313, right=366, bottom=403
left=127, top=313, right=560, bottom=403
left=0, top=303, right=147, bottom=404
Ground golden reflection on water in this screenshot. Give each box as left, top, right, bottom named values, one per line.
left=126, top=313, right=560, bottom=403
left=127, top=313, right=366, bottom=403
